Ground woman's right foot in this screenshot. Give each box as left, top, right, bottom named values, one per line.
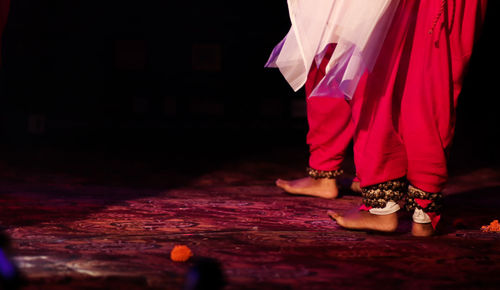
left=276, top=177, right=339, bottom=199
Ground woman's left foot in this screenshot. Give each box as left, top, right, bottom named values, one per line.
left=327, top=208, right=398, bottom=232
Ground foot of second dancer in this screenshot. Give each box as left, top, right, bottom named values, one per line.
left=276, top=177, right=339, bottom=199
left=350, top=180, right=362, bottom=193
left=411, top=222, right=434, bottom=237
left=327, top=208, right=398, bottom=232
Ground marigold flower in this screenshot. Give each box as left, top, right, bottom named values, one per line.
left=481, top=220, right=500, bottom=233
left=170, top=245, right=193, bottom=262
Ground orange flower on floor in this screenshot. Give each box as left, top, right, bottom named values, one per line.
left=170, top=245, right=193, bottom=262
left=481, top=220, right=500, bottom=233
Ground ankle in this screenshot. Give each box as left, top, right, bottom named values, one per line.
left=316, top=177, right=337, bottom=185
left=379, top=212, right=399, bottom=231
left=412, top=222, right=434, bottom=237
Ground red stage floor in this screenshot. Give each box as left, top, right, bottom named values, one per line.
left=0, top=148, right=499, bottom=289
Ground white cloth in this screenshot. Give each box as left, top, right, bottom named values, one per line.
left=265, top=0, right=400, bottom=99
left=412, top=208, right=432, bottom=224
left=369, top=200, right=400, bottom=215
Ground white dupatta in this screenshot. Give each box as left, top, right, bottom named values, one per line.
left=266, top=0, right=400, bottom=99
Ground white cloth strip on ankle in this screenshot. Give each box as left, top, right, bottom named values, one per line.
left=413, top=208, right=432, bottom=223
left=369, top=200, right=400, bottom=215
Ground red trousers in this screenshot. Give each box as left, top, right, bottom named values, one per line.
left=305, top=44, right=353, bottom=172
left=352, top=0, right=487, bottom=192
left=306, top=0, right=487, bottom=193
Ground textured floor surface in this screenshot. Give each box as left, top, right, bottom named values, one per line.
left=0, top=148, right=499, bottom=289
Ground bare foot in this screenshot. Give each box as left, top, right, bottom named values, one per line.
left=327, top=208, right=398, bottom=232
left=411, top=222, right=434, bottom=237
left=350, top=181, right=362, bottom=193
left=276, top=177, right=339, bottom=199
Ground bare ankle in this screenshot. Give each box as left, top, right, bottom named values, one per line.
left=350, top=181, right=362, bottom=193
left=374, top=212, right=399, bottom=232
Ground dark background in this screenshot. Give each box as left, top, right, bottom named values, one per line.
left=0, top=1, right=498, bottom=171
